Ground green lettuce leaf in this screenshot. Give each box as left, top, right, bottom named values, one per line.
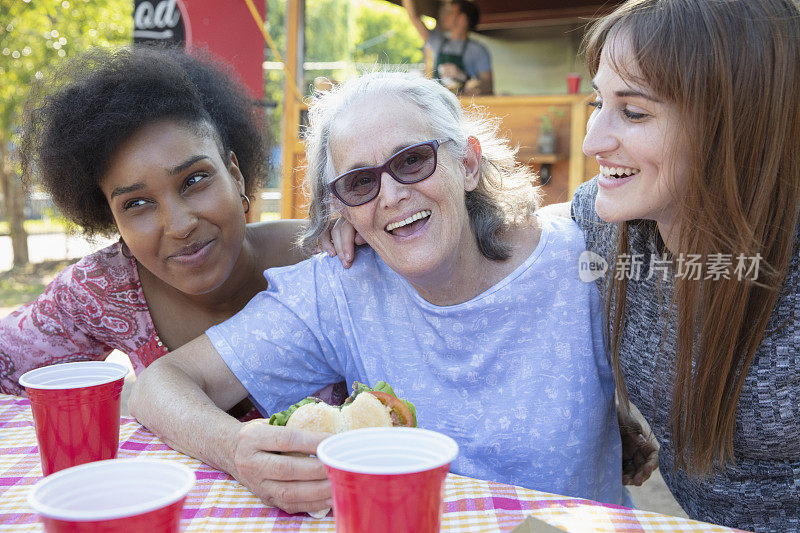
left=270, top=382, right=418, bottom=428
left=268, top=398, right=318, bottom=426
left=401, top=399, right=417, bottom=427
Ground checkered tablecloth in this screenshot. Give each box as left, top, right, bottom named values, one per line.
left=0, top=394, right=742, bottom=532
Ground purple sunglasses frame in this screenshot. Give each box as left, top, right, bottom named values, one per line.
left=328, top=138, right=453, bottom=207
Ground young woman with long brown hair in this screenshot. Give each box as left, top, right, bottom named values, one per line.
left=325, top=0, right=800, bottom=529
left=571, top=0, right=800, bottom=529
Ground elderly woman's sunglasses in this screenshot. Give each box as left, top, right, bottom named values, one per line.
left=328, top=139, right=453, bottom=207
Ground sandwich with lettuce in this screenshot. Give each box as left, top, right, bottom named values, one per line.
left=269, top=381, right=417, bottom=433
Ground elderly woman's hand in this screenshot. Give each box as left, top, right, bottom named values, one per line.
left=315, top=217, right=366, bottom=269
left=232, top=420, right=333, bottom=514
left=618, top=409, right=659, bottom=486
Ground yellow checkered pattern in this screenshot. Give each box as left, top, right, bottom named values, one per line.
left=0, top=394, right=744, bottom=532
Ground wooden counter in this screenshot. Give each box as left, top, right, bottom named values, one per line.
left=280, top=93, right=598, bottom=219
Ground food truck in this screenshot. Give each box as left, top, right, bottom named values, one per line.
left=278, top=0, right=623, bottom=218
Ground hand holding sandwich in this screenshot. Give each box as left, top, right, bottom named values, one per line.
left=269, top=381, right=416, bottom=432
left=230, top=421, right=333, bottom=514
left=129, top=343, right=334, bottom=516
left=230, top=381, right=416, bottom=515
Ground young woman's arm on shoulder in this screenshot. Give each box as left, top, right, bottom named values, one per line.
left=260, top=217, right=368, bottom=270
left=248, top=219, right=309, bottom=268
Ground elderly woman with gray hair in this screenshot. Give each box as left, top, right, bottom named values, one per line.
left=129, top=71, right=629, bottom=514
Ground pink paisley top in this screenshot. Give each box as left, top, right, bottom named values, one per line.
left=0, top=242, right=163, bottom=396
left=0, top=241, right=346, bottom=409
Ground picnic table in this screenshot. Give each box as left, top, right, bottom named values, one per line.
left=0, top=393, right=742, bottom=532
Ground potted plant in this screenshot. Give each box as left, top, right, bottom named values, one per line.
left=536, top=107, right=564, bottom=155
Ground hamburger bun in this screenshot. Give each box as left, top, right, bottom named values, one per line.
left=286, top=391, right=393, bottom=433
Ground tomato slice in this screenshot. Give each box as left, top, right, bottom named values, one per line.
left=368, top=391, right=414, bottom=427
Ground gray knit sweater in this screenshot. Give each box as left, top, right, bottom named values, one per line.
left=571, top=178, right=800, bottom=532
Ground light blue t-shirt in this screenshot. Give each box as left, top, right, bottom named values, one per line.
left=207, top=215, right=627, bottom=506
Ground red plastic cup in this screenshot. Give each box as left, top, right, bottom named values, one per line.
left=317, top=427, right=459, bottom=533
left=19, top=361, right=129, bottom=476
left=27, top=458, right=195, bottom=532
left=567, top=73, right=582, bottom=94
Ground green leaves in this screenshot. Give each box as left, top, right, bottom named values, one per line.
left=263, top=0, right=425, bottom=106
left=0, top=0, right=132, bottom=141
left=352, top=0, right=423, bottom=65
left=268, top=397, right=318, bottom=426
left=268, top=380, right=418, bottom=428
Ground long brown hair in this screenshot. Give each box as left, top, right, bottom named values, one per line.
left=584, top=0, right=800, bottom=474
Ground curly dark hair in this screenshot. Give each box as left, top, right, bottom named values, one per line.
left=21, top=45, right=269, bottom=236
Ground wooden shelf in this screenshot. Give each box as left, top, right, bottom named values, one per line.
left=517, top=150, right=563, bottom=165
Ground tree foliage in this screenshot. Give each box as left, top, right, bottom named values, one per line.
left=1, top=0, right=423, bottom=219
left=306, top=0, right=351, bottom=62
left=264, top=0, right=424, bottom=105
left=0, top=0, right=132, bottom=140
left=2, top=0, right=420, bottom=171
left=262, top=0, right=425, bottom=173
left=0, top=0, right=131, bottom=267
left=352, top=0, right=423, bottom=65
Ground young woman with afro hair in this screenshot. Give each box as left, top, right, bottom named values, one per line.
left=1, top=46, right=344, bottom=415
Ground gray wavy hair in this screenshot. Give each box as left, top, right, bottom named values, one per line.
left=299, top=71, right=540, bottom=260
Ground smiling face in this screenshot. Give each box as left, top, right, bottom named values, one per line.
left=583, top=34, right=690, bottom=237
left=329, top=96, right=480, bottom=291
left=100, top=120, right=248, bottom=296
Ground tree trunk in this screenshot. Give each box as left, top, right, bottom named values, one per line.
left=0, top=143, right=29, bottom=268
